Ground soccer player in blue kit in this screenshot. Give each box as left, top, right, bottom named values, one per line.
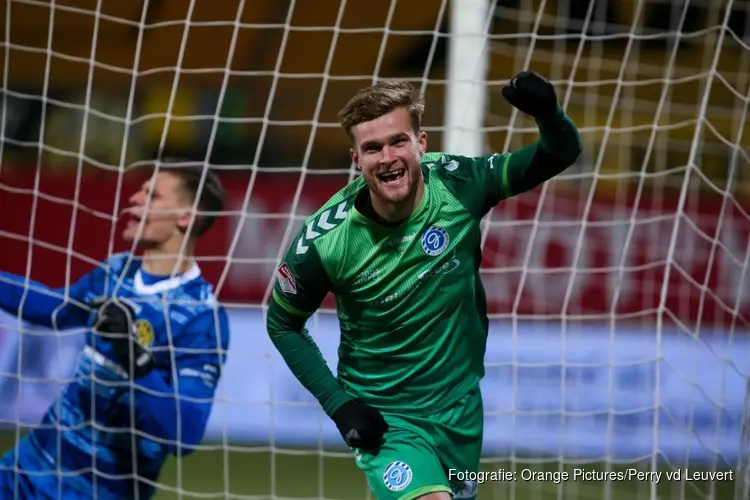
left=0, top=161, right=230, bottom=499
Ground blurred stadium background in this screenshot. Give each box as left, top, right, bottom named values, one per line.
left=0, top=0, right=749, bottom=498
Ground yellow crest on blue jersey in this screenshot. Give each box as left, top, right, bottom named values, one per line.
left=135, top=319, right=155, bottom=346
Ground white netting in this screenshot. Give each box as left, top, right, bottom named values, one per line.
left=0, top=0, right=749, bottom=499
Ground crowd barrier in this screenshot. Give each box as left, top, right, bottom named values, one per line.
left=0, top=310, right=747, bottom=466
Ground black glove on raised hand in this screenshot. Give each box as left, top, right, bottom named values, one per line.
left=501, top=71, right=559, bottom=119
left=331, top=399, right=389, bottom=452
left=92, top=298, right=156, bottom=379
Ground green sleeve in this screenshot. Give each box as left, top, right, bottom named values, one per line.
left=267, top=229, right=353, bottom=417
left=426, top=105, right=582, bottom=218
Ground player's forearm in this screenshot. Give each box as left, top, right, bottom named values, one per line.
left=505, top=106, right=583, bottom=194
left=536, top=105, right=583, bottom=162
left=134, top=371, right=211, bottom=454
left=266, top=299, right=353, bottom=417
left=0, top=271, right=89, bottom=328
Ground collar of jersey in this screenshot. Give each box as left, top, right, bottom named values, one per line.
left=350, top=173, right=431, bottom=228
left=133, top=262, right=202, bottom=295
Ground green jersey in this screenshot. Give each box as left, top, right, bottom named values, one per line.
left=267, top=106, right=582, bottom=418
left=272, top=152, right=513, bottom=413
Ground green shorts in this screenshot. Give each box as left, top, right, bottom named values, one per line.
left=353, top=385, right=483, bottom=500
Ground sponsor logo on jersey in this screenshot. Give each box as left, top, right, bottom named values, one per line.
left=421, top=226, right=450, bottom=256
left=383, top=234, right=416, bottom=249
left=178, top=365, right=219, bottom=389
left=376, top=292, right=402, bottom=306
left=383, top=461, right=412, bottom=492
left=276, top=263, right=297, bottom=294
left=417, top=252, right=460, bottom=281
left=135, top=319, right=154, bottom=347
left=353, top=268, right=380, bottom=286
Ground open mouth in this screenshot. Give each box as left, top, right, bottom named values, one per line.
left=378, top=169, right=406, bottom=184
left=124, top=209, right=143, bottom=225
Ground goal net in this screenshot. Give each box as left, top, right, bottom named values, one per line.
left=0, top=0, right=748, bottom=499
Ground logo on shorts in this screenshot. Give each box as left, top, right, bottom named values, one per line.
left=421, top=226, right=449, bottom=257
left=383, top=461, right=412, bottom=492
left=453, top=479, right=478, bottom=498
left=276, top=263, right=297, bottom=295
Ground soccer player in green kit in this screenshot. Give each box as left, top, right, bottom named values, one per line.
left=266, top=72, right=582, bottom=499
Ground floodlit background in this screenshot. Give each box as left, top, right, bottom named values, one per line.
left=0, top=0, right=749, bottom=498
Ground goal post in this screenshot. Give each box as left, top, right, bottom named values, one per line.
left=0, top=0, right=749, bottom=499
left=444, top=0, right=490, bottom=157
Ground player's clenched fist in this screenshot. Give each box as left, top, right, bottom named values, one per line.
left=502, top=71, right=559, bottom=119
left=91, top=297, right=156, bottom=379
left=332, top=399, right=389, bottom=452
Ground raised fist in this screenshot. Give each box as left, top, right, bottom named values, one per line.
left=501, top=71, right=559, bottom=119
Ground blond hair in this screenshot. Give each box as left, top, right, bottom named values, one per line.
left=338, top=80, right=425, bottom=143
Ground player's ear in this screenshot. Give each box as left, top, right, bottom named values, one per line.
left=176, top=209, right=192, bottom=234
left=417, top=130, right=428, bottom=155
left=350, top=149, right=360, bottom=170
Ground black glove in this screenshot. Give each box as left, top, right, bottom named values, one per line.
left=331, top=399, right=389, bottom=452
left=91, top=298, right=156, bottom=379
left=502, top=71, right=559, bottom=119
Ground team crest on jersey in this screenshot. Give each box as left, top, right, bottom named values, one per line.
left=421, top=226, right=450, bottom=257
left=383, top=461, right=412, bottom=492
left=276, top=262, right=297, bottom=295
left=135, top=319, right=154, bottom=347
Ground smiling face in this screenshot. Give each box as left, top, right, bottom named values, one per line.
left=350, top=107, right=427, bottom=217
left=122, top=171, right=193, bottom=250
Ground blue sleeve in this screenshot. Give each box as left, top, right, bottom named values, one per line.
left=0, top=268, right=102, bottom=329
left=134, top=308, right=229, bottom=456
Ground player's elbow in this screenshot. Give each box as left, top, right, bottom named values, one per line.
left=558, top=118, right=584, bottom=168
left=266, top=299, right=307, bottom=343
left=266, top=310, right=282, bottom=342
left=562, top=134, right=583, bottom=167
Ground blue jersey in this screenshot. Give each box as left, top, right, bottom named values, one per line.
left=0, top=253, right=230, bottom=499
